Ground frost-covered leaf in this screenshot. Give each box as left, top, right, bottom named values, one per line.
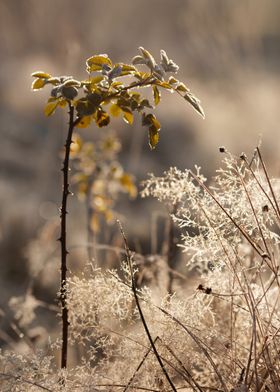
left=31, top=71, right=51, bottom=79
left=86, top=54, right=112, bottom=72
left=184, top=91, right=205, bottom=118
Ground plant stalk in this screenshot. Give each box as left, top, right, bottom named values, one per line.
left=59, top=104, right=75, bottom=369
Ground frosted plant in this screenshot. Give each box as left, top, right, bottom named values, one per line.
left=141, top=147, right=280, bottom=389
left=2, top=147, right=280, bottom=391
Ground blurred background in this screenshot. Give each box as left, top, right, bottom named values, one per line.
left=1, top=0, right=280, bottom=356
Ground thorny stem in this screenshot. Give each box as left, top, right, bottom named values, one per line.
left=58, top=104, right=80, bottom=369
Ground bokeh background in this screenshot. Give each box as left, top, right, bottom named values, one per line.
left=1, top=0, right=280, bottom=354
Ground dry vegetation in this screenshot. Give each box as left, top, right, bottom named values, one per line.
left=1, top=1, right=280, bottom=391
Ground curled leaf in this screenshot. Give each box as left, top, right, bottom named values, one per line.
left=138, top=47, right=156, bottom=70
left=132, top=55, right=146, bottom=66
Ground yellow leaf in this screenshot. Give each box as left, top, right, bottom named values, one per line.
left=58, top=99, right=67, bottom=108
left=95, top=110, right=110, bottom=127
left=149, top=125, right=160, bottom=149
left=118, top=63, right=137, bottom=76
left=111, top=81, right=124, bottom=89
left=150, top=114, right=161, bottom=131
left=76, top=115, right=92, bottom=128
left=168, top=76, right=178, bottom=85
left=31, top=71, right=51, bottom=79
left=32, top=78, right=46, bottom=90
left=63, top=79, right=81, bottom=87
left=44, top=101, right=59, bottom=116
left=122, top=107, right=133, bottom=125
left=142, top=113, right=161, bottom=131
left=176, top=82, right=188, bottom=93
left=156, top=80, right=172, bottom=89
left=86, top=54, right=112, bottom=72
left=153, top=85, right=161, bottom=106
left=110, top=104, right=121, bottom=117
left=120, top=173, right=137, bottom=198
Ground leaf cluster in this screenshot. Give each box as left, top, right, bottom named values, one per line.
left=32, top=47, right=204, bottom=149
left=71, top=133, right=137, bottom=232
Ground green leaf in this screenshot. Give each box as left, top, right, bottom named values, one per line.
left=121, top=107, right=134, bottom=125
left=184, top=91, right=205, bottom=118
left=86, top=54, right=112, bottom=72
left=32, top=78, right=46, bottom=90
left=153, top=85, right=161, bottom=106
left=44, top=100, right=59, bottom=116
left=31, top=71, right=51, bottom=79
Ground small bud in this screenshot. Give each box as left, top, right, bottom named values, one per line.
left=262, top=205, right=269, bottom=212
left=240, top=153, right=247, bottom=160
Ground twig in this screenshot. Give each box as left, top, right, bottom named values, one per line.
left=118, top=220, right=177, bottom=392
left=0, top=372, right=53, bottom=391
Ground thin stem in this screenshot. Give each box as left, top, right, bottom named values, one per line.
left=166, top=206, right=177, bottom=294
left=86, top=177, right=95, bottom=261
left=58, top=103, right=76, bottom=369
left=118, top=221, right=177, bottom=392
